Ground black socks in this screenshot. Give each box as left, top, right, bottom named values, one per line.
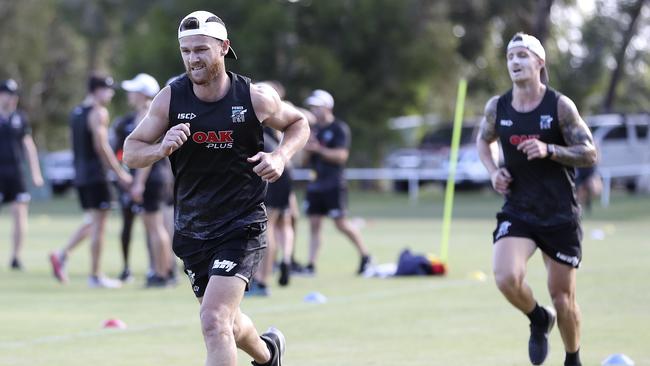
left=565, top=349, right=581, bottom=366
left=526, top=303, right=548, bottom=326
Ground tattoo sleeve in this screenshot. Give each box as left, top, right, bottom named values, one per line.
left=554, top=96, right=598, bottom=167
left=478, top=97, right=499, bottom=143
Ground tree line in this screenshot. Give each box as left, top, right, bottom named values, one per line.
left=0, top=0, right=648, bottom=165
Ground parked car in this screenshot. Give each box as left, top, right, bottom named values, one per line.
left=384, top=123, right=490, bottom=191
left=44, top=150, right=75, bottom=195
left=587, top=113, right=650, bottom=192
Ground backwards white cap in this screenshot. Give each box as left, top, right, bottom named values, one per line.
left=305, top=89, right=335, bottom=109
left=121, top=73, right=160, bottom=98
left=178, top=10, right=237, bottom=59
left=507, top=32, right=548, bottom=83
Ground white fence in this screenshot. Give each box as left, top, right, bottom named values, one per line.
left=292, top=165, right=650, bottom=206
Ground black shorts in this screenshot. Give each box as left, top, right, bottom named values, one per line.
left=304, top=187, right=347, bottom=218
left=575, top=167, right=596, bottom=187
left=492, top=212, right=583, bottom=268
left=76, top=183, right=112, bottom=210
left=173, top=222, right=267, bottom=298
left=265, top=173, right=292, bottom=210
left=116, top=182, right=166, bottom=213
left=0, top=175, right=29, bottom=204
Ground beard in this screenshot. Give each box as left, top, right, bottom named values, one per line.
left=186, top=59, right=223, bottom=86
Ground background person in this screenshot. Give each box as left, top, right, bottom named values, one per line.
left=50, top=74, right=132, bottom=288
left=0, top=79, right=44, bottom=270
left=302, top=89, right=371, bottom=276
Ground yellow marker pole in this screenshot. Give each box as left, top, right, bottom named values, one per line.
left=440, top=78, right=467, bottom=264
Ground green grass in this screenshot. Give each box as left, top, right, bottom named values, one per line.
left=1, top=188, right=649, bottom=365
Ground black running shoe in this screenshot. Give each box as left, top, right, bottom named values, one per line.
left=357, top=255, right=372, bottom=275
left=10, top=258, right=22, bottom=271
left=278, top=262, right=290, bottom=286
left=118, top=268, right=133, bottom=283
left=253, top=327, right=285, bottom=366
left=529, top=305, right=556, bottom=365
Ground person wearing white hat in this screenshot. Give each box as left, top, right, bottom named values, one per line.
left=111, top=73, right=176, bottom=287
left=122, top=10, right=310, bottom=366
left=476, top=32, right=597, bottom=366
left=0, top=79, right=44, bottom=270
left=302, top=89, right=372, bottom=277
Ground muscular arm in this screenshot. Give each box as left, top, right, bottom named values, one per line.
left=123, top=87, right=190, bottom=168
left=553, top=96, right=597, bottom=167
left=250, top=83, right=310, bottom=176
left=477, top=96, right=511, bottom=195
left=476, top=96, right=500, bottom=175
left=22, top=135, right=44, bottom=186
left=88, top=106, right=131, bottom=184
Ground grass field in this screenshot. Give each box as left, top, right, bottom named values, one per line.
left=1, top=188, right=649, bottom=365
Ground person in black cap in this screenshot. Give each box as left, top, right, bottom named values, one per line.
left=122, top=10, right=309, bottom=366
left=0, top=79, right=44, bottom=270
left=476, top=32, right=597, bottom=366
left=49, top=73, right=132, bottom=288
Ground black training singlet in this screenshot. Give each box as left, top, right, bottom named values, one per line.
left=307, top=119, right=350, bottom=192
left=495, top=87, right=579, bottom=226
left=111, top=113, right=166, bottom=184
left=168, top=72, right=266, bottom=241
left=0, top=111, right=29, bottom=179
left=70, top=104, right=108, bottom=186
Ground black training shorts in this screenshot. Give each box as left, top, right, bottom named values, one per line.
left=304, top=187, right=347, bottom=218
left=492, top=211, right=583, bottom=268
left=76, top=183, right=112, bottom=210
left=173, top=222, right=267, bottom=298
left=0, top=175, right=29, bottom=204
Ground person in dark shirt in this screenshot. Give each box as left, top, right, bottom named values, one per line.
left=0, top=79, right=44, bottom=270
left=112, top=73, right=175, bottom=287
left=49, top=74, right=132, bottom=288
left=122, top=11, right=309, bottom=366
left=302, top=89, right=371, bottom=276
left=476, top=33, right=597, bottom=366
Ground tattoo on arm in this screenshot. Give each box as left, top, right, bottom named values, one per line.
left=478, top=97, right=499, bottom=143
left=554, top=96, right=597, bottom=167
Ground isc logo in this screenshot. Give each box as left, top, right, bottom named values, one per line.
left=178, top=113, right=196, bottom=120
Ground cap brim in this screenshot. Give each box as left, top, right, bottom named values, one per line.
left=305, top=96, right=326, bottom=107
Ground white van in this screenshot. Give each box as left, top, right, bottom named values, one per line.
left=587, top=113, right=650, bottom=192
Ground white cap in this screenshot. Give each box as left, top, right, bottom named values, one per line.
left=121, top=73, right=160, bottom=98
left=507, top=32, right=548, bottom=83
left=305, top=89, right=334, bottom=109
left=178, top=10, right=237, bottom=59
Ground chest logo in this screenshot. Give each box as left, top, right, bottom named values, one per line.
left=178, top=113, right=196, bottom=120
left=500, top=119, right=513, bottom=127
left=540, top=115, right=553, bottom=130
left=192, top=130, right=234, bottom=149
left=231, top=106, right=247, bottom=123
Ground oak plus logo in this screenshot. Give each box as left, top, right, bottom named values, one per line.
left=509, top=134, right=540, bottom=146
left=500, top=119, right=513, bottom=127
left=192, top=130, right=234, bottom=149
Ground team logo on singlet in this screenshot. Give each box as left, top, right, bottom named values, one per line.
left=192, top=130, right=234, bottom=149
left=11, top=114, right=22, bottom=129
left=495, top=221, right=512, bottom=240
left=231, top=106, right=247, bottom=123
left=540, top=115, right=553, bottom=130
left=500, top=119, right=513, bottom=127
